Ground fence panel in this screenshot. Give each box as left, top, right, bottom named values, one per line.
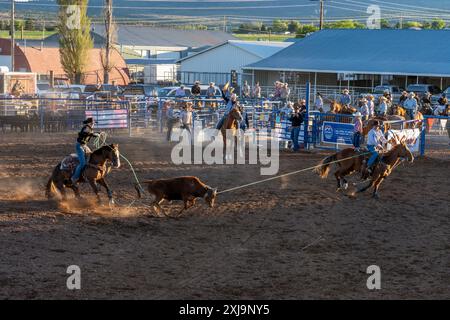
left=420, top=115, right=450, bottom=160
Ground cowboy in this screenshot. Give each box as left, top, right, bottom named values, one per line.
left=216, top=82, right=238, bottom=130
left=175, top=85, right=186, bottom=99
left=366, top=120, right=387, bottom=176
left=403, top=92, right=418, bottom=120
left=71, top=117, right=100, bottom=185
left=367, top=95, right=375, bottom=118
left=359, top=98, right=370, bottom=120
left=180, top=102, right=193, bottom=138
left=280, top=83, right=290, bottom=105
left=206, top=82, right=217, bottom=108
left=289, top=105, right=304, bottom=152
left=242, top=81, right=251, bottom=99
left=315, top=92, right=324, bottom=111
left=166, top=101, right=180, bottom=141
left=399, top=91, right=408, bottom=106
left=191, top=81, right=201, bottom=97
left=378, top=96, right=388, bottom=116
left=352, top=112, right=363, bottom=149
left=339, top=89, right=352, bottom=106
left=252, top=82, right=261, bottom=99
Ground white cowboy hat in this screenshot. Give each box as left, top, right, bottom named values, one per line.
left=353, top=112, right=362, bottom=117
left=409, top=92, right=415, bottom=97
left=343, top=89, right=349, bottom=93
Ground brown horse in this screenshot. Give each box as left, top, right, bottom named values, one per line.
left=315, top=148, right=368, bottom=191
left=362, top=115, right=404, bottom=136
left=356, top=140, right=414, bottom=199
left=220, top=106, right=243, bottom=160
left=46, top=144, right=121, bottom=205
left=329, top=101, right=357, bottom=115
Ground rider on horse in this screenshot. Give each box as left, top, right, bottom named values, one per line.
left=71, top=117, right=100, bottom=185
left=366, top=120, right=387, bottom=176
left=215, top=82, right=239, bottom=130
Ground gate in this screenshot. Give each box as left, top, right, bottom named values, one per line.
left=420, top=115, right=449, bottom=159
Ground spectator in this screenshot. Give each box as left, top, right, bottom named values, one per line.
left=175, top=85, right=186, bottom=99
left=206, top=82, right=217, bottom=108
left=359, top=98, right=370, bottom=120
left=180, top=102, right=193, bottom=139
left=378, top=96, right=388, bottom=116
left=273, top=81, right=282, bottom=100
left=242, top=81, right=251, bottom=99
left=399, top=91, right=408, bottom=106
left=421, top=92, right=432, bottom=106
left=166, top=101, right=180, bottom=141
left=280, top=83, right=291, bottom=105
left=252, top=82, right=261, bottom=99
left=289, top=105, right=304, bottom=152
left=315, top=92, right=324, bottom=111
left=383, top=89, right=392, bottom=105
left=367, top=95, right=375, bottom=118
left=352, top=112, right=363, bottom=149
left=403, top=92, right=418, bottom=120
left=191, top=81, right=201, bottom=96
left=438, top=93, right=448, bottom=107
left=339, top=89, right=352, bottom=106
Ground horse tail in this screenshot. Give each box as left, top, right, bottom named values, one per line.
left=314, top=154, right=337, bottom=178
left=45, top=165, right=59, bottom=199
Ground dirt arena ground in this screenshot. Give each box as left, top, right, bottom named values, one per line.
left=0, top=132, right=448, bottom=299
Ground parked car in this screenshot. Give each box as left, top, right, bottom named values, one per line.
left=407, top=84, right=442, bottom=104
left=158, top=86, right=192, bottom=98
left=83, top=84, right=123, bottom=100
left=372, top=85, right=404, bottom=104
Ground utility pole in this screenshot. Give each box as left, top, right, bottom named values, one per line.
left=223, top=15, right=226, bottom=32
left=10, top=0, right=15, bottom=71
left=104, top=0, right=113, bottom=84
left=319, top=0, right=324, bottom=30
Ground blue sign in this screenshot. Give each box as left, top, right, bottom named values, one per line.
left=322, top=121, right=354, bottom=145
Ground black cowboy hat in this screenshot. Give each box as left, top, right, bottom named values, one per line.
left=83, top=117, right=94, bottom=124
left=372, top=120, right=381, bottom=126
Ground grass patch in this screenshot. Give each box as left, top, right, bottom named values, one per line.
left=232, top=33, right=292, bottom=42
left=0, top=30, right=56, bottom=40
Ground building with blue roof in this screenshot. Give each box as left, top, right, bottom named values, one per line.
left=244, top=29, right=450, bottom=91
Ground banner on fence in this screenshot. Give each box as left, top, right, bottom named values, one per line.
left=391, top=128, right=421, bottom=153
left=85, top=109, right=128, bottom=129
left=321, top=121, right=354, bottom=145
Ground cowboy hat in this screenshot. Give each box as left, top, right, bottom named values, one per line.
left=223, top=82, right=230, bottom=91
left=353, top=112, right=362, bottom=117
left=343, top=89, right=349, bottom=93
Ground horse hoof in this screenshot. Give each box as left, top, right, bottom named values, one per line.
left=109, top=199, right=115, bottom=207
left=343, top=183, right=349, bottom=190
left=372, top=194, right=379, bottom=199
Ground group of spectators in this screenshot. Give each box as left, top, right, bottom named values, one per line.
left=164, top=100, right=194, bottom=141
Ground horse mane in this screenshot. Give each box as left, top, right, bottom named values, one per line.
left=92, top=145, right=112, bottom=155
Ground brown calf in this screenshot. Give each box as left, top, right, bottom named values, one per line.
left=135, top=176, right=217, bottom=217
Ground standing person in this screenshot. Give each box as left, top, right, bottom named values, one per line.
left=252, top=82, right=261, bottom=99
left=315, top=92, right=324, bottom=111
left=365, top=120, right=387, bottom=176
left=180, top=102, right=193, bottom=139
left=289, top=105, right=304, bottom=152
left=367, top=95, right=375, bottom=118
left=378, top=96, right=388, bottom=116
left=191, top=81, right=201, bottom=108
left=175, top=85, right=186, bottom=99
left=242, top=81, right=251, bottom=99
left=71, top=117, right=100, bottom=185
left=352, top=112, right=363, bottom=150
left=404, top=92, right=418, bottom=120
left=166, top=101, right=179, bottom=141
left=280, top=83, right=291, bottom=105
left=206, top=82, right=217, bottom=108
left=273, top=81, right=282, bottom=100
left=339, top=89, right=352, bottom=106
left=359, top=98, right=370, bottom=121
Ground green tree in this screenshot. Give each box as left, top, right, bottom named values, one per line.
left=380, top=19, right=391, bottom=29
left=57, top=0, right=93, bottom=84
left=325, top=20, right=365, bottom=29
left=272, top=19, right=288, bottom=33
left=431, top=18, right=446, bottom=29
left=288, top=20, right=301, bottom=33
left=24, top=19, right=35, bottom=31
left=401, top=21, right=422, bottom=29
left=296, top=24, right=319, bottom=37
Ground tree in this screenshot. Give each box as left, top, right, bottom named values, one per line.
left=57, top=0, right=93, bottom=84
left=401, top=21, right=422, bottom=29
left=272, top=19, right=288, bottom=33
left=25, top=19, right=35, bottom=31
left=296, top=24, right=319, bottom=37
left=380, top=19, right=391, bottom=29
left=431, top=18, right=446, bottom=30
left=288, top=20, right=301, bottom=33
left=325, top=20, right=365, bottom=29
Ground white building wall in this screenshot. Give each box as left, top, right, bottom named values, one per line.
left=180, top=44, right=260, bottom=75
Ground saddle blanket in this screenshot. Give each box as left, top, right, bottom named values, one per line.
left=60, top=154, right=89, bottom=175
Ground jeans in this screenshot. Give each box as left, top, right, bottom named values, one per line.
left=291, top=126, right=300, bottom=151
left=352, top=132, right=361, bottom=148
left=216, top=116, right=225, bottom=130
left=367, top=145, right=378, bottom=168
left=406, top=109, right=415, bottom=120
left=72, top=142, right=86, bottom=181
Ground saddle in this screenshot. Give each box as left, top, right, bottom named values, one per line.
left=60, top=152, right=91, bottom=176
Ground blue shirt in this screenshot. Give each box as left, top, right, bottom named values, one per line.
left=367, top=128, right=387, bottom=146
left=340, top=94, right=352, bottom=105
left=403, top=98, right=418, bottom=110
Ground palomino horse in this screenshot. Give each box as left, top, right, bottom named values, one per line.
left=356, top=140, right=414, bottom=199
left=392, top=105, right=423, bottom=129
left=315, top=148, right=368, bottom=191
left=220, top=106, right=243, bottom=160
left=329, top=101, right=357, bottom=115
left=46, top=144, right=121, bottom=205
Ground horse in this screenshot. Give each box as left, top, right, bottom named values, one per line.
left=315, top=148, right=368, bottom=191
left=220, top=106, right=243, bottom=160
left=46, top=144, right=121, bottom=205
left=362, top=115, right=404, bottom=136
left=356, top=140, right=414, bottom=199
left=329, top=101, right=357, bottom=115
